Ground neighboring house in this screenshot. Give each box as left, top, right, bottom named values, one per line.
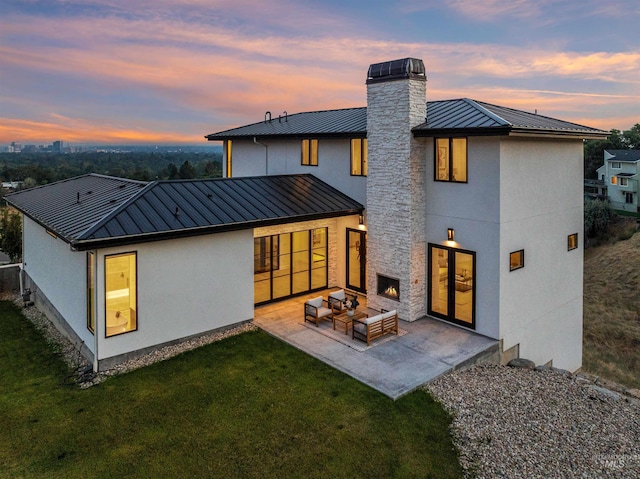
left=595, top=149, right=640, bottom=213
left=7, top=57, right=607, bottom=373
left=2, top=181, right=23, bottom=190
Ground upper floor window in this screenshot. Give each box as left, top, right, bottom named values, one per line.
left=620, top=177, right=629, bottom=186
left=611, top=176, right=618, bottom=185
left=435, top=138, right=467, bottom=183
left=351, top=138, right=368, bottom=176
left=611, top=161, right=621, bottom=169
left=568, top=233, right=578, bottom=251
left=225, top=140, right=232, bottom=178
left=301, top=139, right=318, bottom=166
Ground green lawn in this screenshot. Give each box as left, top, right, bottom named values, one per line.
left=0, top=301, right=462, bottom=478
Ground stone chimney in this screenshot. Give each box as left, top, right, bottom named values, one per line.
left=365, top=58, right=427, bottom=321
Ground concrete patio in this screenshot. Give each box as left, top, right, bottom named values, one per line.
left=254, top=290, right=499, bottom=400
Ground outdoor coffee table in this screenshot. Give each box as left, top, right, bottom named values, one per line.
left=333, top=310, right=368, bottom=335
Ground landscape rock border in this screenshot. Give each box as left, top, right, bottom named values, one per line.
left=3, top=293, right=257, bottom=388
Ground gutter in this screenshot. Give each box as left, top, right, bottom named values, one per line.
left=253, top=137, right=269, bottom=175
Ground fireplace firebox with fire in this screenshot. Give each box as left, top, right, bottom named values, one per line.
left=377, top=274, right=400, bottom=301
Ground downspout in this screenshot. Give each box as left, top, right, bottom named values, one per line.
left=253, top=137, right=268, bottom=175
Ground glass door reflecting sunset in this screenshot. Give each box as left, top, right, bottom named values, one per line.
left=346, top=229, right=367, bottom=293
left=428, top=244, right=475, bottom=329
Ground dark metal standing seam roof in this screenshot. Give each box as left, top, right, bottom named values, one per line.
left=6, top=174, right=363, bottom=251
left=4, top=174, right=148, bottom=240
left=205, top=99, right=607, bottom=140
left=205, top=107, right=367, bottom=140
left=413, top=98, right=608, bottom=138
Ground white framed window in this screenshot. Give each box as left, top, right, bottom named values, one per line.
left=611, top=176, right=618, bottom=185
left=619, top=177, right=628, bottom=186
left=611, top=162, right=621, bottom=169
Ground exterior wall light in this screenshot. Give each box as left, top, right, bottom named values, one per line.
left=447, top=228, right=455, bottom=241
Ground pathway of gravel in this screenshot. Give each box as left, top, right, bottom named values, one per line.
left=426, top=365, right=640, bottom=479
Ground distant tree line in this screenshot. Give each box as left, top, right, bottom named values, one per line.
left=584, top=123, right=640, bottom=179
left=0, top=150, right=222, bottom=188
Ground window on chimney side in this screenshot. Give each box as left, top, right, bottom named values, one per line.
left=435, top=138, right=467, bottom=183
left=350, top=138, right=368, bottom=176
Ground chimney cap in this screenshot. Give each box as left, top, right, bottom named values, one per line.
left=367, top=58, right=426, bottom=84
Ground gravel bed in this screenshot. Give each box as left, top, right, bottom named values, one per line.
left=6, top=294, right=257, bottom=388
left=426, top=364, right=640, bottom=479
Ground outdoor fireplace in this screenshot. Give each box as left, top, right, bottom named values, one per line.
left=377, top=274, right=400, bottom=301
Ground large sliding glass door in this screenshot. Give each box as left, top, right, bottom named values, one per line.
left=428, top=244, right=475, bottom=329
left=254, top=227, right=327, bottom=305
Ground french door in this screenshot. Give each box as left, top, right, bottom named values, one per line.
left=428, top=244, right=475, bottom=329
left=346, top=229, right=367, bottom=293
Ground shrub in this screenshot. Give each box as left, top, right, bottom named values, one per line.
left=584, top=199, right=614, bottom=238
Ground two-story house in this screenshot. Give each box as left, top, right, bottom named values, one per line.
left=596, top=149, right=640, bottom=212
left=7, top=57, right=607, bottom=373
left=206, top=58, right=607, bottom=372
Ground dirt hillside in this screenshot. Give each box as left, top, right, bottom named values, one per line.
left=583, top=230, right=640, bottom=388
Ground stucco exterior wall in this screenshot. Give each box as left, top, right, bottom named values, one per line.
left=94, top=230, right=254, bottom=362
left=22, top=216, right=93, bottom=354
left=498, top=138, right=584, bottom=371
left=424, top=136, right=501, bottom=339
left=227, top=138, right=367, bottom=206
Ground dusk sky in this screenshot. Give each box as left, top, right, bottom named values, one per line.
left=1, top=0, right=638, bottom=145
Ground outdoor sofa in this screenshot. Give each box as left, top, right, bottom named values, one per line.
left=352, top=309, right=398, bottom=346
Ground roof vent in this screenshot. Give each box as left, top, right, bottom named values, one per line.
left=366, top=58, right=426, bottom=84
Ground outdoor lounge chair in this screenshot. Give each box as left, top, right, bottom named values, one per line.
left=304, top=296, right=333, bottom=326
left=328, top=289, right=346, bottom=313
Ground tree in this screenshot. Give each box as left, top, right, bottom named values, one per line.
left=166, top=162, right=178, bottom=180
left=584, top=199, right=613, bottom=238
left=623, top=123, right=640, bottom=149
left=178, top=160, right=195, bottom=179
left=0, top=209, right=22, bottom=263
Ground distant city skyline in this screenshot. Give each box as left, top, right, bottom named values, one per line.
left=1, top=0, right=639, bottom=145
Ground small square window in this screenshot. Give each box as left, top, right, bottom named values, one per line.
left=568, top=233, right=578, bottom=251
left=509, top=250, right=524, bottom=271
left=611, top=162, right=621, bottom=169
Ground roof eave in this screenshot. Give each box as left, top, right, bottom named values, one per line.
left=4, top=200, right=74, bottom=245
left=206, top=132, right=367, bottom=141
left=70, top=208, right=364, bottom=252
left=412, top=126, right=512, bottom=137
left=412, top=126, right=608, bottom=139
